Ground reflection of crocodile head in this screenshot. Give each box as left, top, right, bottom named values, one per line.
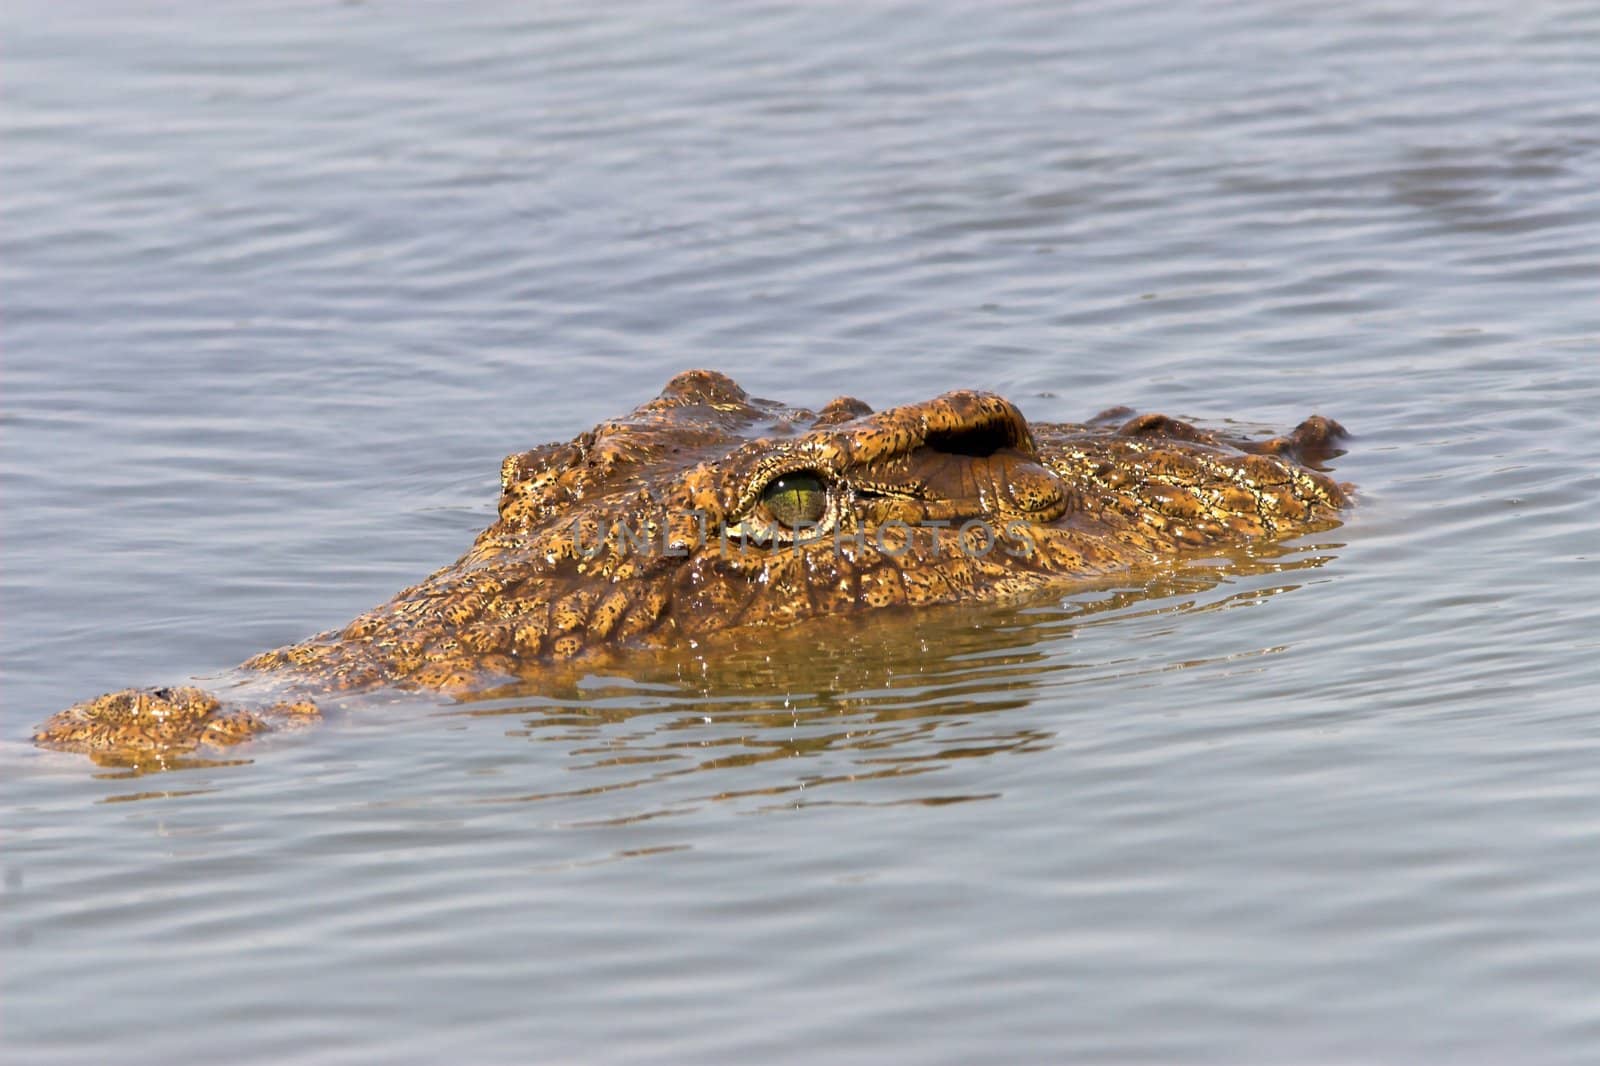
left=35, top=369, right=1350, bottom=766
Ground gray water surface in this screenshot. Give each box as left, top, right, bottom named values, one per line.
left=4, top=2, right=1599, bottom=1063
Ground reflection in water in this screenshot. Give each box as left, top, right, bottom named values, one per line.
left=448, top=538, right=1344, bottom=818
left=92, top=755, right=255, bottom=781
left=99, top=787, right=221, bottom=804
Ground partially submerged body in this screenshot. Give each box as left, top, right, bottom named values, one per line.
left=36, top=370, right=1350, bottom=764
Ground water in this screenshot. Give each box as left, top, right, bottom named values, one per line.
left=3, top=1, right=1597, bottom=1061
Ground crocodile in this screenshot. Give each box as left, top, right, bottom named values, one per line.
left=34, top=369, right=1350, bottom=765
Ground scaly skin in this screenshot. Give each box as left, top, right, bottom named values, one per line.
left=35, top=369, right=1350, bottom=763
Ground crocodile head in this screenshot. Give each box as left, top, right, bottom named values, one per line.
left=250, top=367, right=1348, bottom=684
left=36, top=369, right=1349, bottom=762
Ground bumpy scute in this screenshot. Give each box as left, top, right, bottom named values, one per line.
left=35, top=369, right=1351, bottom=762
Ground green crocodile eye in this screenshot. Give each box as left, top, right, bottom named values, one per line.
left=759, top=471, right=829, bottom=529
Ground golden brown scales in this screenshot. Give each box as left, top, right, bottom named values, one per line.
left=35, top=369, right=1350, bottom=765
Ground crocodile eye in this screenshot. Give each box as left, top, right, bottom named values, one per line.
left=759, top=470, right=829, bottom=529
